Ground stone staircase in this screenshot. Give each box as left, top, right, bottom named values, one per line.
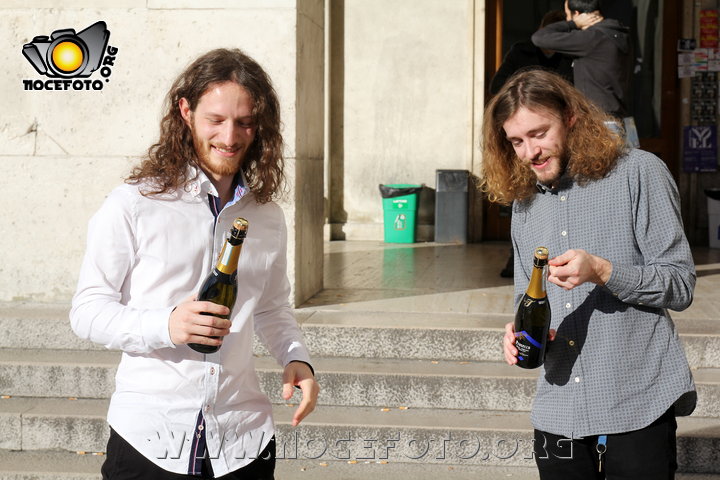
left=2, top=302, right=720, bottom=479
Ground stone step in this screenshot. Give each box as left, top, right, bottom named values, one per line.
left=1, top=349, right=720, bottom=418
left=0, top=450, right=104, bottom=480
left=3, top=304, right=720, bottom=369
left=3, top=451, right=720, bottom=480
left=1, top=398, right=719, bottom=473
left=296, top=309, right=720, bottom=369
left=0, top=450, right=542, bottom=480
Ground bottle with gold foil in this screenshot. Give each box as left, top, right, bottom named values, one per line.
left=514, top=246, right=551, bottom=369
left=189, top=217, right=249, bottom=354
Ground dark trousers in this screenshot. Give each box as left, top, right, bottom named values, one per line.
left=534, top=408, right=677, bottom=480
left=102, top=428, right=275, bottom=480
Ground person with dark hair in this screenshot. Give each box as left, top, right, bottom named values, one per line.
left=490, top=10, right=573, bottom=96
left=481, top=69, right=696, bottom=479
left=531, top=0, right=631, bottom=121
left=71, top=48, right=319, bottom=479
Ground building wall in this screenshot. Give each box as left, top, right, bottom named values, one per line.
left=0, top=0, right=324, bottom=305
left=327, top=0, right=483, bottom=241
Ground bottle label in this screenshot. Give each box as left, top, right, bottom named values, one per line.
left=516, top=330, right=543, bottom=361
left=516, top=330, right=543, bottom=349
left=216, top=243, right=241, bottom=275
left=221, top=243, right=233, bottom=266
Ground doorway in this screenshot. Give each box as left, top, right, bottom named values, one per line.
left=482, top=0, right=681, bottom=240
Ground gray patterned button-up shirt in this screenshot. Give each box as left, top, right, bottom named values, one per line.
left=511, top=148, right=697, bottom=439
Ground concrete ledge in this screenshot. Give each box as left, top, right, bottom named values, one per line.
left=2, top=399, right=720, bottom=473
left=2, top=350, right=720, bottom=417
left=4, top=449, right=720, bottom=480
left=5, top=304, right=720, bottom=369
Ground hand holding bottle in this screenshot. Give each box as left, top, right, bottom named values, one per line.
left=188, top=217, right=248, bottom=354
left=169, top=295, right=232, bottom=348
left=504, top=322, right=556, bottom=366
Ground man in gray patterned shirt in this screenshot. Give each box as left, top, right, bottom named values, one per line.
left=480, top=69, right=696, bottom=479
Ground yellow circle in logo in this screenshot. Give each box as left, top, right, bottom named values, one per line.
left=51, top=41, right=83, bottom=73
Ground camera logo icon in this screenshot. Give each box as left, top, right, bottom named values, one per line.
left=22, top=21, right=109, bottom=78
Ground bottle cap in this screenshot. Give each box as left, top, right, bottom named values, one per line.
left=533, top=247, right=549, bottom=267
left=534, top=246, right=549, bottom=260
left=231, top=217, right=249, bottom=240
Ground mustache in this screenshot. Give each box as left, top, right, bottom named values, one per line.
left=211, top=143, right=241, bottom=150
left=524, top=153, right=554, bottom=165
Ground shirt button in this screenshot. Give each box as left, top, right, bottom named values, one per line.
left=574, top=377, right=580, bottom=383
left=210, top=367, right=216, bottom=375
left=204, top=405, right=210, bottom=412
left=565, top=303, right=572, bottom=309
left=560, top=195, right=567, bottom=201
left=568, top=340, right=575, bottom=346
left=561, top=231, right=567, bottom=236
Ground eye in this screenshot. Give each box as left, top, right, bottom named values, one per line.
left=535, top=131, right=546, bottom=139
left=237, top=119, right=256, bottom=128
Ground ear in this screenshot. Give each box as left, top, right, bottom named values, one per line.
left=179, top=98, right=192, bottom=126
left=566, top=113, right=577, bottom=129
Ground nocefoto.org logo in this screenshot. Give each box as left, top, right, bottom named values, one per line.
left=22, top=21, right=119, bottom=91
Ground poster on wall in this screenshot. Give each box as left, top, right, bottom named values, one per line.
left=700, top=9, right=719, bottom=48
left=683, top=125, right=718, bottom=172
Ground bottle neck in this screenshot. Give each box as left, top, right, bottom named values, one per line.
left=526, top=262, right=547, bottom=299
left=215, top=240, right=242, bottom=275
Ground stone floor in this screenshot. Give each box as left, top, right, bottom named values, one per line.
left=299, top=240, right=720, bottom=323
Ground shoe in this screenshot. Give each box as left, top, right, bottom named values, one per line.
left=500, top=253, right=514, bottom=278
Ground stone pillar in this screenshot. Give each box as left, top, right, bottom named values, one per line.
left=284, top=0, right=325, bottom=306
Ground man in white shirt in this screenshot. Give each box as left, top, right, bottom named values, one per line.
left=71, top=48, right=319, bottom=479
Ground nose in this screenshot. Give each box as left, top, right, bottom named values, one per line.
left=218, top=122, right=238, bottom=147
left=520, top=140, right=541, bottom=162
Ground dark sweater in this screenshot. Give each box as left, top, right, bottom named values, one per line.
left=532, top=19, right=631, bottom=118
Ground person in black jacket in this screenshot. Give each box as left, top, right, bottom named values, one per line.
left=531, top=0, right=631, bottom=120
left=490, top=10, right=573, bottom=96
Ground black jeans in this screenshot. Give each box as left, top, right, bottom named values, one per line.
left=102, top=428, right=275, bottom=480
left=534, top=408, right=677, bottom=480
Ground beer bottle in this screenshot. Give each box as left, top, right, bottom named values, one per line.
left=514, top=246, right=551, bottom=369
left=189, top=217, right=248, bottom=354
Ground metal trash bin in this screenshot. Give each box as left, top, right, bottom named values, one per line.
left=434, top=169, right=468, bottom=243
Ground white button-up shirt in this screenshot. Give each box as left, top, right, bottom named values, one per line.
left=70, top=169, right=311, bottom=475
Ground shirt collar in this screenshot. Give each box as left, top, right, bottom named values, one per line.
left=536, top=173, right=572, bottom=195
left=186, top=166, right=248, bottom=204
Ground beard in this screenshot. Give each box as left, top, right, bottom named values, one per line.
left=191, top=130, right=244, bottom=178
left=533, top=146, right=569, bottom=187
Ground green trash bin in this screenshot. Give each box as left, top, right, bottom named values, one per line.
left=379, top=184, right=422, bottom=243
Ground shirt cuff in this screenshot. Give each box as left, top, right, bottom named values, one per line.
left=140, top=306, right=176, bottom=350
left=287, top=360, right=315, bottom=390
left=604, top=264, right=641, bottom=300
left=288, top=360, right=315, bottom=377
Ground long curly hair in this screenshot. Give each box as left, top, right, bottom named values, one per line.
left=126, top=48, right=284, bottom=204
left=480, top=69, right=625, bottom=205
